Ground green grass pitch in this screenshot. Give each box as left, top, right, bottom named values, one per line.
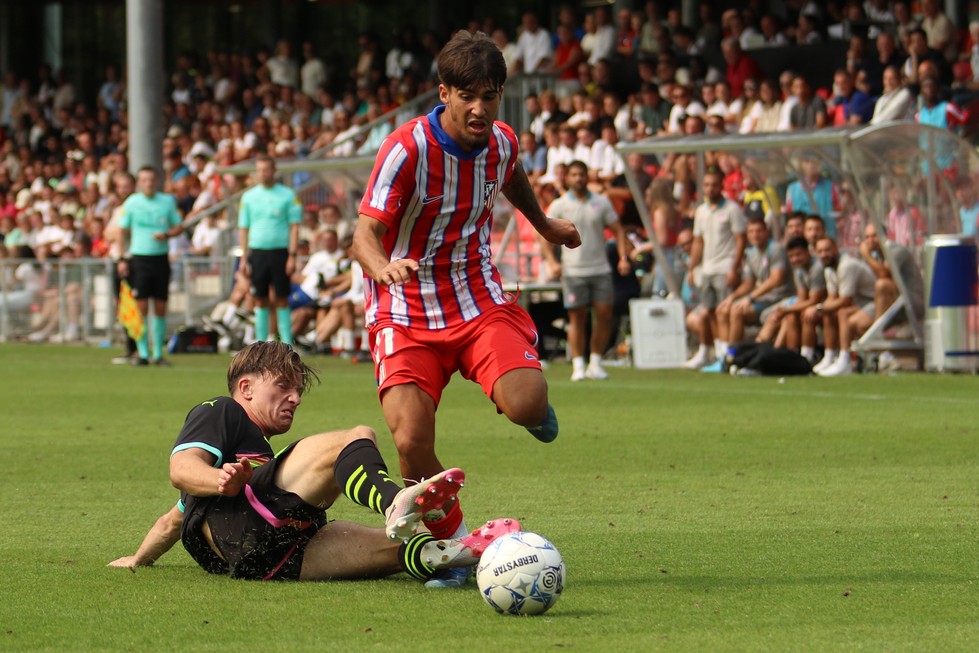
left=3, top=343, right=979, bottom=652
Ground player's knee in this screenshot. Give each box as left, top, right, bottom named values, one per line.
left=501, top=387, right=548, bottom=427
left=347, top=424, right=377, bottom=444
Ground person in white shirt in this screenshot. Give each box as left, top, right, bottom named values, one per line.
left=511, top=12, right=553, bottom=74
left=588, top=6, right=616, bottom=65
left=871, top=65, right=915, bottom=124
left=300, top=42, right=328, bottom=98
left=266, top=40, right=299, bottom=89
left=539, top=161, right=632, bottom=381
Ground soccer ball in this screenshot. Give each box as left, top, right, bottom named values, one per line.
left=476, top=531, right=565, bottom=616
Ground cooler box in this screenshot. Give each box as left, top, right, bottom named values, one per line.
left=629, top=298, right=687, bottom=369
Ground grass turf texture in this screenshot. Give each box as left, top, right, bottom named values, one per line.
left=3, top=343, right=979, bottom=652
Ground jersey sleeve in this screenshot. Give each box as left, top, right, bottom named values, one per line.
left=601, top=196, right=618, bottom=226
left=171, top=397, right=241, bottom=467
left=119, top=197, right=133, bottom=229
left=498, top=121, right=519, bottom=185
left=359, top=128, right=415, bottom=229
left=237, top=192, right=251, bottom=228
left=730, top=204, right=747, bottom=234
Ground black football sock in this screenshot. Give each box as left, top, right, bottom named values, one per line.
left=333, top=438, right=401, bottom=514
left=399, top=533, right=437, bottom=580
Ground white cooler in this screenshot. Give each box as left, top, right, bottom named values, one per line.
left=629, top=298, right=687, bottom=369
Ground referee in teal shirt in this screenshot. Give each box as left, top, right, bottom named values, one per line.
left=120, top=166, right=188, bottom=365
left=238, top=155, right=302, bottom=345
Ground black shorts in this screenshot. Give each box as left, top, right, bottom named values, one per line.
left=130, top=255, right=171, bottom=301
left=249, top=249, right=290, bottom=300
left=181, top=442, right=327, bottom=580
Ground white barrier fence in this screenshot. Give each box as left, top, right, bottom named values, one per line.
left=0, top=256, right=238, bottom=344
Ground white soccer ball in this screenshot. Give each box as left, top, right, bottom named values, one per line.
left=476, top=531, right=565, bottom=616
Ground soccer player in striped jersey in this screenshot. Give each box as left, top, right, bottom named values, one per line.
left=352, top=30, right=581, bottom=588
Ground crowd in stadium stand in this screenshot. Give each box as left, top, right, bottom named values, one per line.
left=0, top=0, right=972, bottom=369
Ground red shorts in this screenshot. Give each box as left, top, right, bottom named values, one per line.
left=368, top=303, right=541, bottom=407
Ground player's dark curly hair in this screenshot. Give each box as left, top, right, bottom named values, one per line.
left=227, top=341, right=319, bottom=396
left=437, top=30, right=507, bottom=91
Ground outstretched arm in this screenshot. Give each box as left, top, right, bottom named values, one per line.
left=502, top=160, right=581, bottom=248
left=107, top=504, right=184, bottom=569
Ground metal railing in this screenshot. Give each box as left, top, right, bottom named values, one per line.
left=0, top=255, right=240, bottom=344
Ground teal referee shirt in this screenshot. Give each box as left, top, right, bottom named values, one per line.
left=120, top=192, right=182, bottom=256
left=238, top=183, right=302, bottom=249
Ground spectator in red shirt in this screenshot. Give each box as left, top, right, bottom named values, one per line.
left=722, top=37, right=764, bottom=98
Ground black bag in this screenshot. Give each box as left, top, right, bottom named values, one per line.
left=729, top=341, right=812, bottom=376
left=169, top=326, right=219, bottom=354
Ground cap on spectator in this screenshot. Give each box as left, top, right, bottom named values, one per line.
left=745, top=199, right=766, bottom=220
left=167, top=125, right=184, bottom=139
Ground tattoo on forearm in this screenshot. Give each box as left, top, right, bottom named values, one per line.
left=503, top=163, right=547, bottom=227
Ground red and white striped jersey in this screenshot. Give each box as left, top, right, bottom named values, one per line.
left=359, top=105, right=518, bottom=329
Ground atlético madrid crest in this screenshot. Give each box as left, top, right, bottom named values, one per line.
left=483, top=180, right=499, bottom=210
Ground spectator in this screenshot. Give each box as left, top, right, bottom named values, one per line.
left=756, top=235, right=827, bottom=361
left=519, top=130, right=547, bottom=185
left=804, top=214, right=827, bottom=251
left=512, top=11, right=553, bottom=75
left=916, top=75, right=969, bottom=135
left=744, top=78, right=781, bottom=133
left=491, top=28, right=520, bottom=73
left=808, top=236, right=878, bottom=375
left=288, top=228, right=347, bottom=345
left=548, top=23, right=584, bottom=98
left=615, top=8, right=638, bottom=59
left=0, top=244, right=41, bottom=314
left=862, top=32, right=904, bottom=96
left=684, top=167, right=747, bottom=369
left=904, top=28, right=953, bottom=86
left=642, top=177, right=684, bottom=297
left=828, top=69, right=875, bottom=126
left=955, top=175, right=979, bottom=237
left=893, top=1, right=920, bottom=50
left=300, top=41, right=327, bottom=99
left=777, top=70, right=799, bottom=131
left=784, top=156, right=840, bottom=238
left=588, top=6, right=616, bottom=66
left=635, top=81, right=671, bottom=137
left=187, top=212, right=224, bottom=257
left=788, top=75, right=828, bottom=129
left=579, top=11, right=598, bottom=62
left=714, top=215, right=793, bottom=353
left=885, top=184, right=926, bottom=247
left=920, top=0, right=958, bottom=62
left=722, top=38, right=764, bottom=98
left=871, top=65, right=915, bottom=124
left=757, top=14, right=790, bottom=48
left=796, top=12, right=823, bottom=45
left=858, top=220, right=924, bottom=327
left=540, top=160, right=631, bottom=381
left=666, top=84, right=705, bottom=134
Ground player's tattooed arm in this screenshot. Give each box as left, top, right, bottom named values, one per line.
left=502, top=160, right=549, bottom=228
left=503, top=161, right=581, bottom=249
